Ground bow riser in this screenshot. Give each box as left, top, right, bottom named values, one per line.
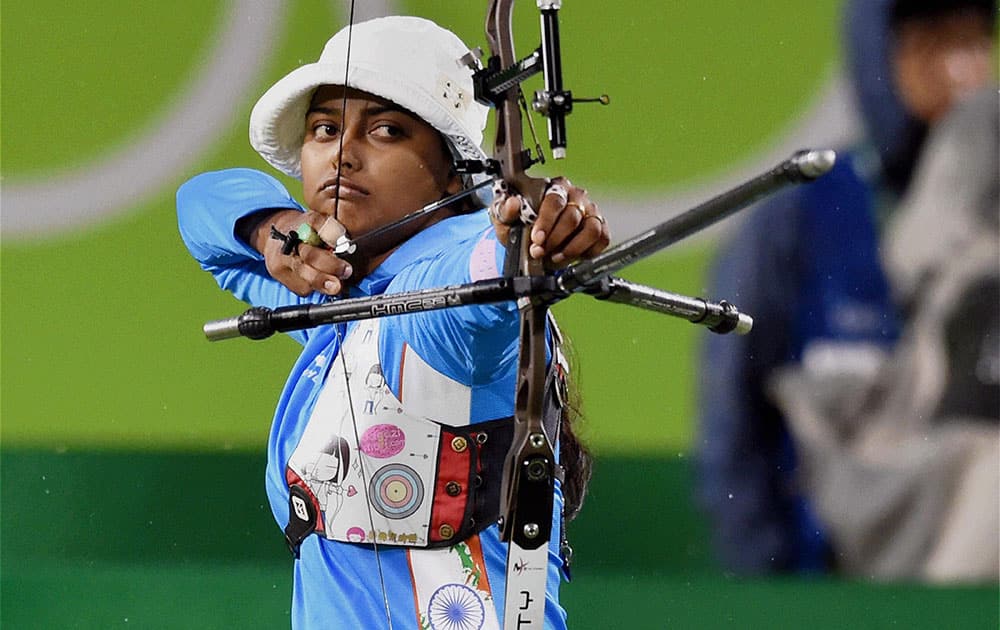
left=485, top=2, right=562, bottom=627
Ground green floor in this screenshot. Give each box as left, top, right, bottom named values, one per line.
left=3, top=450, right=996, bottom=629
left=7, top=560, right=996, bottom=629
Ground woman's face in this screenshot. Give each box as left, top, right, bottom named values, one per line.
left=300, top=86, right=462, bottom=241
left=892, top=11, right=995, bottom=124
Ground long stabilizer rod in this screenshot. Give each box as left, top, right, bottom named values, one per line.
left=203, top=149, right=833, bottom=342
left=203, top=274, right=751, bottom=341
left=556, top=149, right=835, bottom=293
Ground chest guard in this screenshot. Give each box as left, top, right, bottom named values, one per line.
left=283, top=318, right=566, bottom=556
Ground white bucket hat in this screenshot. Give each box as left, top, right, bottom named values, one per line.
left=249, top=15, right=490, bottom=180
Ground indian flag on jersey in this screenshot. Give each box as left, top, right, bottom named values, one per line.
left=408, top=535, right=499, bottom=630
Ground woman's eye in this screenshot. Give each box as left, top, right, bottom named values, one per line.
left=371, top=123, right=403, bottom=138
left=312, top=123, right=338, bottom=139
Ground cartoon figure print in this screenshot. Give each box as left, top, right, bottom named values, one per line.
left=363, top=363, right=388, bottom=415
left=296, top=434, right=359, bottom=531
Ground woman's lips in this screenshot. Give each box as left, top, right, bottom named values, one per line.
left=320, top=177, right=369, bottom=200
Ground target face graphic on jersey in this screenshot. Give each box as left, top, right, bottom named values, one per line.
left=369, top=463, right=425, bottom=519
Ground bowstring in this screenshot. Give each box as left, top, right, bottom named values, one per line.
left=330, top=2, right=395, bottom=628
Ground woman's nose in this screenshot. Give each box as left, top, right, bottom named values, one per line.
left=330, top=126, right=362, bottom=171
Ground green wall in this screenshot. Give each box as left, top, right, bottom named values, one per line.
left=1, top=0, right=842, bottom=454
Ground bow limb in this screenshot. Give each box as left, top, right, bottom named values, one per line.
left=486, top=0, right=549, bottom=210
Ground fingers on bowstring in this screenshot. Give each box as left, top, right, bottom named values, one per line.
left=267, top=238, right=350, bottom=297
left=270, top=255, right=314, bottom=297
left=283, top=256, right=340, bottom=297
left=296, top=246, right=352, bottom=296
left=299, top=245, right=353, bottom=281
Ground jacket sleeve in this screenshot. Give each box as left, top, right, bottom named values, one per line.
left=694, top=192, right=805, bottom=573
left=176, top=167, right=318, bottom=346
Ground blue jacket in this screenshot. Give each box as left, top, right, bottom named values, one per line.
left=178, top=168, right=568, bottom=629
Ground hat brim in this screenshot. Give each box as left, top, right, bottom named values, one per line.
left=249, top=61, right=489, bottom=180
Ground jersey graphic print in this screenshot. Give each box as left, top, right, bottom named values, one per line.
left=288, top=318, right=501, bottom=627
left=287, top=319, right=445, bottom=546
left=410, top=536, right=499, bottom=630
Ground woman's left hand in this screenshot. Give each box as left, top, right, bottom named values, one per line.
left=489, top=176, right=610, bottom=267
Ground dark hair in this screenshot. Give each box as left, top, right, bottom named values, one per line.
left=890, top=0, right=997, bottom=29
left=560, top=405, right=592, bottom=523
left=558, top=339, right=592, bottom=523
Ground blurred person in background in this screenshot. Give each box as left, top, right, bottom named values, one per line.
left=695, top=0, right=996, bottom=577
left=770, top=85, right=998, bottom=583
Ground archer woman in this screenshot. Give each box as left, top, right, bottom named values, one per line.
left=177, top=16, right=608, bottom=629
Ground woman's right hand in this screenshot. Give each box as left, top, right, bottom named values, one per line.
left=250, top=210, right=353, bottom=296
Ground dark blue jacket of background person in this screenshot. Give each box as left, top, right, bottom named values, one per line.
left=694, top=0, right=926, bottom=574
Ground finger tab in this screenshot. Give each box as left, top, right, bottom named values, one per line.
left=318, top=217, right=346, bottom=244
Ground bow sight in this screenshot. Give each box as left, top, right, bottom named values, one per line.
left=456, top=0, right=609, bottom=175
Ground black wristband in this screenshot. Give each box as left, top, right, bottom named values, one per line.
left=235, top=209, right=285, bottom=251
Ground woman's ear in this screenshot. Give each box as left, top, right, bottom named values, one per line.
left=445, top=167, right=464, bottom=195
